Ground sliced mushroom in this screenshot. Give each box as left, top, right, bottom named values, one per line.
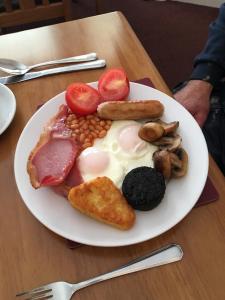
left=169, top=152, right=183, bottom=169
left=138, top=122, right=164, bottom=142
left=153, top=147, right=188, bottom=179
left=171, top=148, right=188, bottom=178
left=153, top=150, right=171, bottom=179
left=152, top=134, right=182, bottom=152
left=157, top=120, right=179, bottom=135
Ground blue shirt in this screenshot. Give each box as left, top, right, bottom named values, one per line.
left=190, top=3, right=225, bottom=86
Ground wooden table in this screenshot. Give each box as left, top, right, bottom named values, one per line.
left=0, top=12, right=225, bottom=300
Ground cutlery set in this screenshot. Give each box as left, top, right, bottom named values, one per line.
left=0, top=53, right=106, bottom=84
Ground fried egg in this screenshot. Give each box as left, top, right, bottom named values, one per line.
left=77, top=120, right=157, bottom=188
left=77, top=146, right=124, bottom=187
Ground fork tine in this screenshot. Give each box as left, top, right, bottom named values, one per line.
left=23, top=294, right=53, bottom=300
left=16, top=286, right=52, bottom=300
left=22, top=293, right=53, bottom=300
left=16, top=286, right=51, bottom=296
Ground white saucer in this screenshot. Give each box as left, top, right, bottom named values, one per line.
left=0, top=83, right=16, bottom=135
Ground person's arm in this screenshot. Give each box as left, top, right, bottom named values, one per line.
left=190, top=3, right=225, bottom=85
left=174, top=4, right=225, bottom=127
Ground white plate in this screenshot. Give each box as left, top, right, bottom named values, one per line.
left=14, top=82, right=208, bottom=247
left=0, top=83, right=16, bottom=135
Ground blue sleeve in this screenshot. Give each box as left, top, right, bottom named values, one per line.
left=190, top=3, right=225, bottom=86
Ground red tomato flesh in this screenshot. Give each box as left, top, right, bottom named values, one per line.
left=66, top=83, right=101, bottom=116
left=98, top=68, right=130, bottom=101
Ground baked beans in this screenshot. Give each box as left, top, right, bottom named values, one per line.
left=66, top=112, right=112, bottom=149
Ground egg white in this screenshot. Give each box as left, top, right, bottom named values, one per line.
left=94, top=120, right=157, bottom=177
left=77, top=146, right=124, bottom=187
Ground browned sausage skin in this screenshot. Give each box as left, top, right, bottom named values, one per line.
left=97, top=100, right=164, bottom=120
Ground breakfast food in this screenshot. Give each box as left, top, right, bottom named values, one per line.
left=98, top=68, right=130, bottom=101
left=138, top=122, right=165, bottom=142
left=26, top=67, right=189, bottom=231
left=65, top=82, right=102, bottom=116
left=27, top=105, right=79, bottom=188
left=97, top=100, right=164, bottom=120
left=138, top=121, right=179, bottom=142
left=122, top=167, right=166, bottom=211
left=153, top=148, right=188, bottom=179
left=77, top=120, right=157, bottom=188
left=65, top=112, right=112, bottom=150
left=68, top=176, right=135, bottom=230
left=27, top=105, right=113, bottom=190
left=137, top=118, right=188, bottom=180
left=28, top=138, right=78, bottom=188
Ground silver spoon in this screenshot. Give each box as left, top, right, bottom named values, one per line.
left=0, top=53, right=97, bottom=75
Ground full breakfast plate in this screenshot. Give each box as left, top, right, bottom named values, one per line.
left=14, top=81, right=208, bottom=247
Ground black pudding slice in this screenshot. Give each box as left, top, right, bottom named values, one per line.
left=122, top=167, right=166, bottom=211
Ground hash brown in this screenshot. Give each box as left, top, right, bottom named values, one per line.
left=68, top=176, right=135, bottom=230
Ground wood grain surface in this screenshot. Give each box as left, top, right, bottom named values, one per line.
left=0, top=12, right=225, bottom=300
left=0, top=0, right=72, bottom=28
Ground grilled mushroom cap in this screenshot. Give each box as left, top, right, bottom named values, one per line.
left=157, top=120, right=179, bottom=135
left=138, top=122, right=164, bottom=142
left=138, top=120, right=179, bottom=144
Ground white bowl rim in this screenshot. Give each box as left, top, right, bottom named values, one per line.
left=0, top=83, right=16, bottom=135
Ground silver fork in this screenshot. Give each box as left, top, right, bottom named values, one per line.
left=16, top=244, right=183, bottom=300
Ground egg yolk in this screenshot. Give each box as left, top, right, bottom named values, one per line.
left=118, top=125, right=147, bottom=153
left=77, top=147, right=109, bottom=174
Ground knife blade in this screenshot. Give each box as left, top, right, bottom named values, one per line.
left=0, top=59, right=106, bottom=85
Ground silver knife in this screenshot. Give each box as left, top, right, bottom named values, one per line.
left=0, top=59, right=106, bottom=85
